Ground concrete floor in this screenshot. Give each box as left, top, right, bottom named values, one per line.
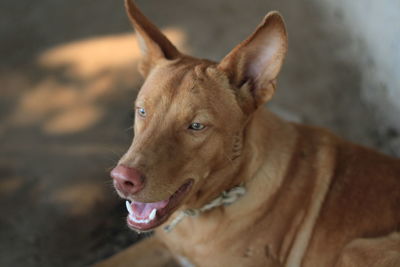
left=0, top=0, right=397, bottom=266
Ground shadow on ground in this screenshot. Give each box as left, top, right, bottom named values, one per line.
left=0, top=0, right=396, bottom=266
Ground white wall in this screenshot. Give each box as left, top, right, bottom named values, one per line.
left=323, top=0, right=400, bottom=152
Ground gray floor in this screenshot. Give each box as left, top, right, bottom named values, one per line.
left=0, top=0, right=397, bottom=266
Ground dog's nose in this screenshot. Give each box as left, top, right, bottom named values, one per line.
left=111, top=165, right=145, bottom=195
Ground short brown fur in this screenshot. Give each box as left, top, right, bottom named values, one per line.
left=97, top=1, right=400, bottom=266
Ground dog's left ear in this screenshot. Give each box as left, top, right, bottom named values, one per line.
left=218, top=12, right=288, bottom=109
left=125, top=0, right=181, bottom=77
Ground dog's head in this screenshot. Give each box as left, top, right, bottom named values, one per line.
left=111, top=0, right=288, bottom=231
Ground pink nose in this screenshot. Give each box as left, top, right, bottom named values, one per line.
left=110, top=165, right=145, bottom=196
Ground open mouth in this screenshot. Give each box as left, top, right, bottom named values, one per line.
left=125, top=180, right=193, bottom=231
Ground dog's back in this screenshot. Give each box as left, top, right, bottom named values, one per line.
left=304, top=128, right=400, bottom=266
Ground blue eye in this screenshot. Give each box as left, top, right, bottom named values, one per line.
left=137, top=108, right=146, bottom=117
left=188, top=122, right=205, bottom=131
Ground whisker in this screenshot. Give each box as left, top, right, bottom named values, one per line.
left=125, top=125, right=134, bottom=132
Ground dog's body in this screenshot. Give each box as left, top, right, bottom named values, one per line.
left=98, top=1, right=400, bottom=266
left=156, top=110, right=400, bottom=267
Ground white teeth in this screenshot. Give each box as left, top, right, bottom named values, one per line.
left=127, top=206, right=158, bottom=224
left=129, top=214, right=151, bottom=224
left=149, top=209, right=157, bottom=220
left=126, top=200, right=134, bottom=215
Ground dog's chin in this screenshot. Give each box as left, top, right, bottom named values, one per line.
left=124, top=179, right=193, bottom=232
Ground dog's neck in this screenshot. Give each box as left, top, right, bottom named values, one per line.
left=186, top=107, right=298, bottom=210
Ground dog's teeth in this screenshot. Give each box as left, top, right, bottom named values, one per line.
left=129, top=214, right=150, bottom=224
left=149, top=208, right=157, bottom=220
left=126, top=200, right=134, bottom=215
left=127, top=205, right=157, bottom=224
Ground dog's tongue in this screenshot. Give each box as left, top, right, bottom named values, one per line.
left=131, top=199, right=169, bottom=219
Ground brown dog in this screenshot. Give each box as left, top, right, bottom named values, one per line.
left=97, top=1, right=400, bottom=266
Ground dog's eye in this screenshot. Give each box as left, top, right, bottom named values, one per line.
left=188, top=122, right=205, bottom=131
left=137, top=107, right=146, bottom=117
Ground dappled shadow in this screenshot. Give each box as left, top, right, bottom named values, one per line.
left=7, top=29, right=185, bottom=135
left=0, top=26, right=186, bottom=266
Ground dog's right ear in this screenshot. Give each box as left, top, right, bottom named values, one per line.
left=125, top=0, right=181, bottom=77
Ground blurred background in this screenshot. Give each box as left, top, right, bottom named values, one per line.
left=0, top=0, right=399, bottom=266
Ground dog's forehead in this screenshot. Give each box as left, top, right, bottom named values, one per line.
left=137, top=60, right=234, bottom=112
